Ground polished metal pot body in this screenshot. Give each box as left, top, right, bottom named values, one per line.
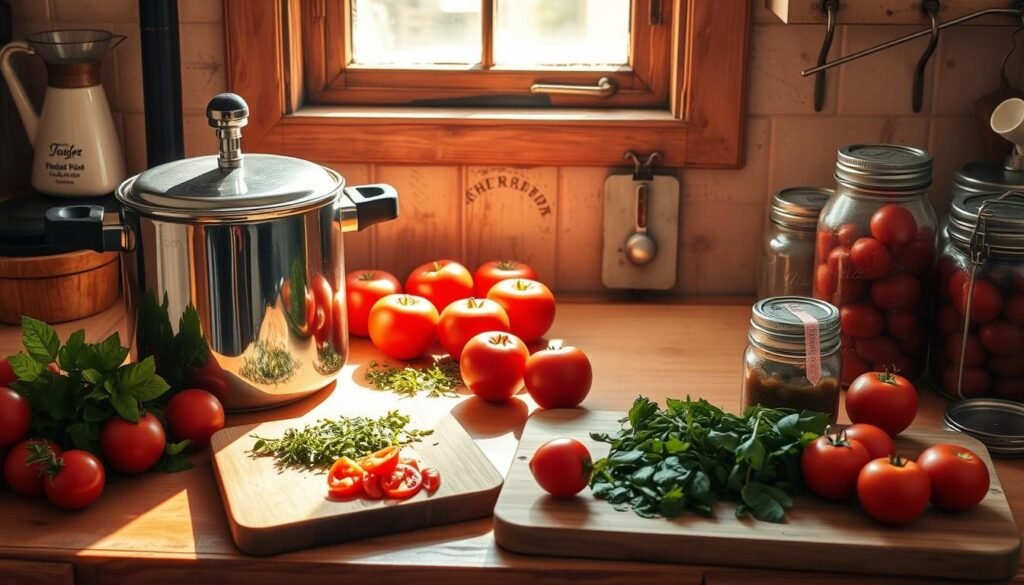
left=118, top=194, right=347, bottom=411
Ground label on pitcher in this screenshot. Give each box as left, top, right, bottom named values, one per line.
left=45, top=142, right=85, bottom=185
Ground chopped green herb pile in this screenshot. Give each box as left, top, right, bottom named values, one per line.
left=589, top=396, right=828, bottom=523
left=364, top=358, right=462, bottom=398
left=240, top=338, right=299, bottom=385
left=250, top=410, right=433, bottom=469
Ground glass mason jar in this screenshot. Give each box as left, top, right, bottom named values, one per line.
left=741, top=296, right=842, bottom=423
left=931, top=192, right=1024, bottom=401
left=757, top=187, right=833, bottom=299
left=812, top=144, right=938, bottom=386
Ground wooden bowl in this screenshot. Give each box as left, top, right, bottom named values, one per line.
left=0, top=250, right=120, bottom=325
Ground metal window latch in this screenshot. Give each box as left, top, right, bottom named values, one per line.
left=625, top=151, right=661, bottom=180
left=530, top=77, right=618, bottom=98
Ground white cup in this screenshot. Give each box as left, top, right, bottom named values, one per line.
left=991, top=97, right=1024, bottom=152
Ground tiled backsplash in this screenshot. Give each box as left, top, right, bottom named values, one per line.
left=5, top=0, right=1019, bottom=294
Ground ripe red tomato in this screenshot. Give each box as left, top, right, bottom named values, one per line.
left=405, top=260, right=474, bottom=312
left=836, top=223, right=862, bottom=247
left=100, top=412, right=166, bottom=474
left=870, top=205, right=917, bottom=247
left=857, top=456, right=930, bottom=524
left=422, top=467, right=441, bottom=493
left=814, top=264, right=838, bottom=298
left=367, top=294, right=440, bottom=360
left=854, top=336, right=900, bottom=365
left=845, top=372, right=918, bottom=436
left=801, top=434, right=871, bottom=500
left=524, top=342, right=593, bottom=409
left=816, top=230, right=836, bottom=264
left=0, top=357, right=15, bottom=386
left=282, top=279, right=317, bottom=337
left=979, top=320, right=1024, bottom=355
left=165, top=389, right=225, bottom=449
left=840, top=304, right=883, bottom=338
left=944, top=332, right=986, bottom=366
left=885, top=310, right=919, bottom=341
left=3, top=440, right=61, bottom=497
left=1003, top=293, right=1024, bottom=325
left=892, top=240, right=934, bottom=276
left=951, top=277, right=1003, bottom=323
left=917, top=444, right=990, bottom=512
left=473, top=260, right=539, bottom=298
left=849, top=238, right=892, bottom=280
left=357, top=446, right=400, bottom=477
left=833, top=278, right=866, bottom=305
left=937, top=304, right=963, bottom=336
left=43, top=450, right=105, bottom=510
left=0, top=387, right=30, bottom=448
left=827, top=246, right=854, bottom=278
left=437, top=298, right=510, bottom=359
left=345, top=270, right=402, bottom=337
left=186, top=354, right=230, bottom=404
left=870, top=273, right=921, bottom=310
left=381, top=463, right=423, bottom=499
left=941, top=365, right=992, bottom=399
left=842, top=423, right=894, bottom=460
left=486, top=279, right=556, bottom=344
left=990, top=354, right=1024, bottom=378
left=310, top=273, right=334, bottom=345
left=529, top=438, right=592, bottom=497
left=460, top=332, right=529, bottom=401
left=327, top=456, right=365, bottom=498
left=840, top=348, right=871, bottom=387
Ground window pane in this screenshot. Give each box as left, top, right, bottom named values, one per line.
left=351, top=0, right=481, bottom=66
left=493, top=0, right=631, bottom=67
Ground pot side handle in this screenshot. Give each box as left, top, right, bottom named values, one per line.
left=340, top=183, right=399, bottom=232
left=45, top=206, right=128, bottom=252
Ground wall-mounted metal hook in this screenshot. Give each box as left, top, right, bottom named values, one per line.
left=624, top=151, right=661, bottom=180
left=913, top=0, right=940, bottom=113
left=814, top=0, right=839, bottom=112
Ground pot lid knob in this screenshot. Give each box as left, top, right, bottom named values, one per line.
left=206, top=93, right=249, bottom=169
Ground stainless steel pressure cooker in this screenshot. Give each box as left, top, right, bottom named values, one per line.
left=44, top=93, right=399, bottom=411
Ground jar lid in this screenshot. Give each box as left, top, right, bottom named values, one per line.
left=953, top=161, right=1024, bottom=195
left=770, top=187, right=833, bottom=230
left=948, top=192, right=1024, bottom=257
left=944, top=399, right=1024, bottom=456
left=835, top=144, right=932, bottom=191
left=116, top=93, right=343, bottom=222
left=750, top=296, right=840, bottom=355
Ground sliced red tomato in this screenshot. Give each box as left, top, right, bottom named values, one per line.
left=327, top=456, right=365, bottom=498
left=381, top=463, right=423, bottom=500
left=362, top=472, right=384, bottom=499
left=400, top=457, right=420, bottom=471
left=422, top=467, right=441, bottom=493
left=357, top=446, right=400, bottom=477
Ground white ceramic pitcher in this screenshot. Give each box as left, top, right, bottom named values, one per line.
left=0, top=30, right=126, bottom=197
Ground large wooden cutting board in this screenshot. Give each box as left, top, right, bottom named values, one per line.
left=211, top=405, right=503, bottom=556
left=494, top=409, right=1022, bottom=581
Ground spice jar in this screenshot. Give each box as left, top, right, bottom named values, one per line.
left=813, top=144, right=937, bottom=386
left=741, top=296, right=842, bottom=423
left=757, top=187, right=833, bottom=299
left=930, top=192, right=1024, bottom=401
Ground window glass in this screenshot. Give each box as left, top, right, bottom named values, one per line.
left=351, top=0, right=482, bottom=66
left=493, top=0, right=631, bottom=67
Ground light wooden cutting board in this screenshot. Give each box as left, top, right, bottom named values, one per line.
left=211, top=405, right=503, bottom=556
left=494, top=409, right=1022, bottom=581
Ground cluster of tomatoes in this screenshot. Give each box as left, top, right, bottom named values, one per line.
left=0, top=361, right=225, bottom=510
left=326, top=445, right=439, bottom=501
left=933, top=260, right=1024, bottom=400
left=803, top=371, right=989, bottom=524
left=813, top=205, right=934, bottom=385
left=347, top=259, right=593, bottom=407
left=283, top=272, right=343, bottom=349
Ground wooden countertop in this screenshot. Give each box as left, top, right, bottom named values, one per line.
left=0, top=300, right=1021, bottom=585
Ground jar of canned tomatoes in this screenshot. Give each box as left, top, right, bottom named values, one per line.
left=812, top=144, right=937, bottom=386
left=931, top=192, right=1024, bottom=401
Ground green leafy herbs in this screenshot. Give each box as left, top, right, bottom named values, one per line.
left=250, top=410, right=434, bottom=470
left=314, top=345, right=344, bottom=375
left=11, top=317, right=177, bottom=461
left=135, top=291, right=209, bottom=391
left=364, top=358, right=462, bottom=398
left=589, top=396, right=828, bottom=523
left=240, top=338, right=300, bottom=385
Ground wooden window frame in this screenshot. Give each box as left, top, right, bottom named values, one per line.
left=223, top=0, right=751, bottom=168
left=305, top=0, right=671, bottom=109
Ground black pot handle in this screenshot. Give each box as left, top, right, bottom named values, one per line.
left=342, top=183, right=399, bottom=231
left=45, top=206, right=125, bottom=252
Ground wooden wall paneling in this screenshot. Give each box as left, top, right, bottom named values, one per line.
left=320, top=163, right=374, bottom=270
left=675, top=202, right=764, bottom=295
left=463, top=167, right=558, bottom=285
left=767, top=0, right=1017, bottom=25
left=0, top=559, right=74, bottom=585
left=372, top=166, right=462, bottom=279
left=223, top=0, right=285, bottom=152
left=555, top=167, right=609, bottom=292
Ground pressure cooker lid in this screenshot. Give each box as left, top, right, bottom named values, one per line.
left=118, top=94, right=342, bottom=220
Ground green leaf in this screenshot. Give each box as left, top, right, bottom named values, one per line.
left=154, top=452, right=193, bottom=473
left=740, top=482, right=787, bottom=523
left=630, top=465, right=655, bottom=486
left=775, top=413, right=802, bottom=439
left=659, top=486, right=686, bottom=517
left=165, top=439, right=192, bottom=456
left=81, top=369, right=105, bottom=384
left=21, top=316, right=59, bottom=364
left=110, top=394, right=140, bottom=422
left=82, top=403, right=112, bottom=422
left=707, top=430, right=741, bottom=451
left=8, top=352, right=43, bottom=382
left=664, top=437, right=688, bottom=454
left=116, top=357, right=170, bottom=401
left=627, top=396, right=658, bottom=429
left=57, top=329, right=87, bottom=371
left=609, top=450, right=645, bottom=465
left=90, top=332, right=130, bottom=371
left=66, top=421, right=100, bottom=454
left=37, top=373, right=77, bottom=420
left=735, top=432, right=767, bottom=471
